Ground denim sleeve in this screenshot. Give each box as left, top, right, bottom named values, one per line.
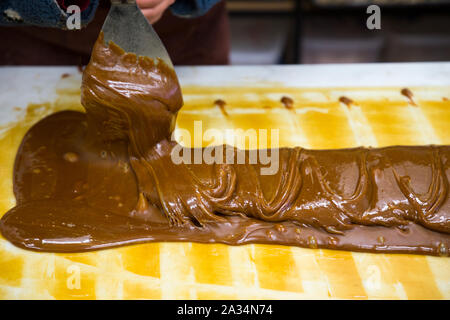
left=170, top=0, right=223, bottom=18
left=0, top=0, right=99, bottom=28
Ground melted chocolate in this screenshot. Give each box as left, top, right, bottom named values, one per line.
left=281, top=96, right=294, bottom=110
left=0, top=34, right=449, bottom=255
left=214, top=99, right=228, bottom=116
left=401, top=88, right=417, bottom=106
left=339, top=96, right=354, bottom=107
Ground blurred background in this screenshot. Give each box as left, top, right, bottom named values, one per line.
left=228, top=0, right=450, bottom=64
left=1, top=0, right=449, bottom=65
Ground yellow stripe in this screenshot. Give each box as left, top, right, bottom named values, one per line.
left=253, top=244, right=303, bottom=293
left=187, top=243, right=232, bottom=286
left=315, top=250, right=368, bottom=299
left=385, top=255, right=442, bottom=300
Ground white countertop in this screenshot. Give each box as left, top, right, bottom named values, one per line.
left=1, top=62, right=449, bottom=124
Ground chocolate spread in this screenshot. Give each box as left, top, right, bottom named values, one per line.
left=0, top=34, right=449, bottom=255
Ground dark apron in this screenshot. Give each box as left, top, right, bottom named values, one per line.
left=0, top=0, right=229, bottom=66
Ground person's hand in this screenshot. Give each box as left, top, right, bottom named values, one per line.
left=136, top=0, right=175, bottom=24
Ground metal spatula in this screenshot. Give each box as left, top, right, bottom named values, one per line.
left=101, top=0, right=174, bottom=69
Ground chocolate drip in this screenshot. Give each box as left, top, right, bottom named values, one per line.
left=0, top=34, right=449, bottom=255
left=401, top=88, right=417, bottom=106
left=339, top=96, right=353, bottom=107
left=214, top=99, right=228, bottom=116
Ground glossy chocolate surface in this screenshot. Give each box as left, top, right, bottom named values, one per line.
left=0, top=34, right=449, bottom=255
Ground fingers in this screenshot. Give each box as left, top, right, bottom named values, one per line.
left=150, top=11, right=164, bottom=24
left=140, top=8, right=164, bottom=24
left=136, top=0, right=162, bottom=8
left=138, top=0, right=174, bottom=24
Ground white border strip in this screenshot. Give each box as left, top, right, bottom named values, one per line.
left=175, top=62, right=450, bottom=87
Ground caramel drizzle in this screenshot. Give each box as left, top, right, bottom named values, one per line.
left=243, top=148, right=303, bottom=221
left=393, top=147, right=449, bottom=232
left=305, top=150, right=372, bottom=233
left=82, top=34, right=450, bottom=236
left=147, top=146, right=449, bottom=235
left=159, top=147, right=304, bottom=225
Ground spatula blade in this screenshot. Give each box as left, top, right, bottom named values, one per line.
left=101, top=0, right=174, bottom=69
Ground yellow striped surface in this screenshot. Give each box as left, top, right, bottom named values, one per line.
left=0, top=84, right=449, bottom=299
